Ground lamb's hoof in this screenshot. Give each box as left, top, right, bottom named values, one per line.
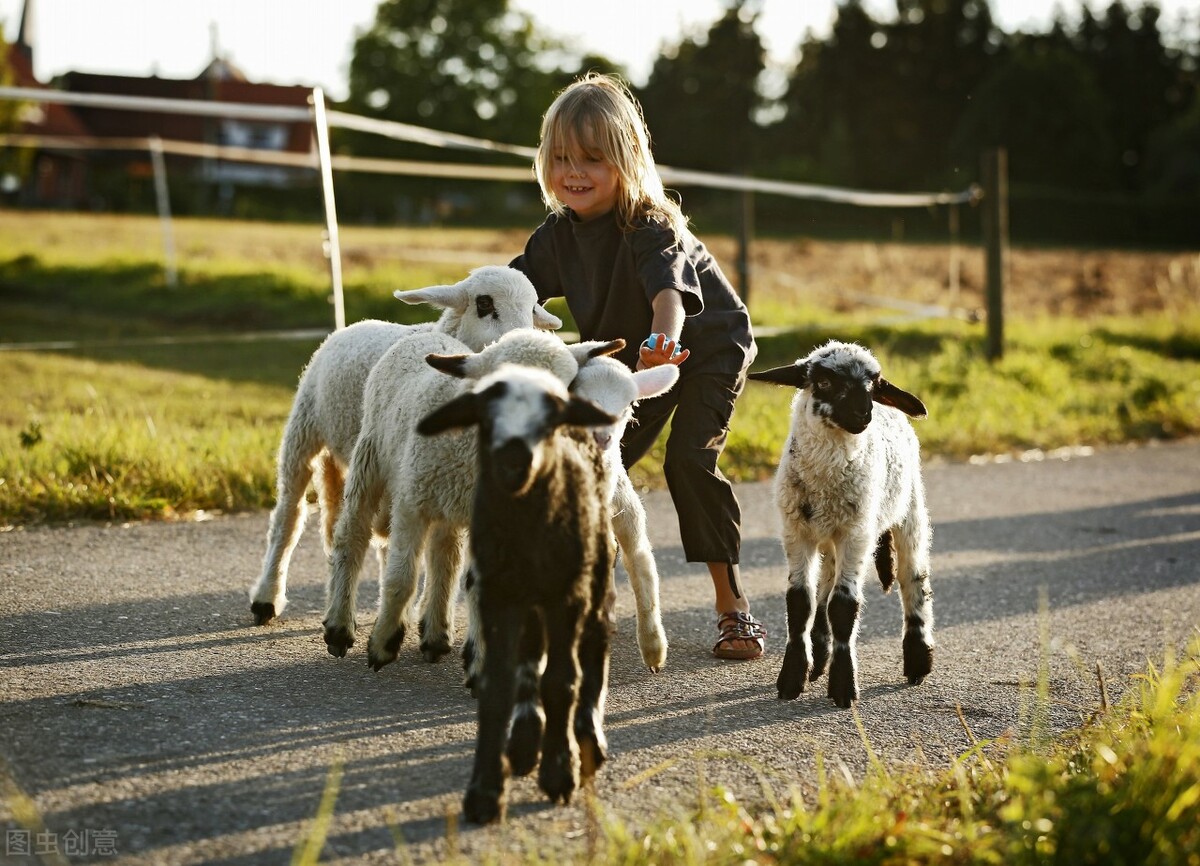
left=463, top=674, right=480, bottom=699
left=462, top=785, right=505, bottom=825
left=776, top=645, right=810, bottom=700
left=903, top=636, right=934, bottom=685
left=420, top=635, right=453, bottom=663
left=506, top=710, right=544, bottom=777
left=366, top=627, right=405, bottom=671
left=809, top=639, right=831, bottom=682
left=575, top=726, right=607, bottom=781
left=322, top=621, right=355, bottom=658
left=251, top=601, right=276, bottom=626
left=827, top=654, right=858, bottom=709
left=537, top=748, right=578, bottom=805
left=638, top=627, right=668, bottom=672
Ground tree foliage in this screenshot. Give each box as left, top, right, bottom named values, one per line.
left=340, top=0, right=1200, bottom=210
left=636, top=0, right=766, bottom=173
left=344, top=0, right=559, bottom=152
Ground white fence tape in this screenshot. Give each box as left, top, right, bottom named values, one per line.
left=0, top=85, right=978, bottom=206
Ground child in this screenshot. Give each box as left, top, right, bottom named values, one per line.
left=509, top=72, right=764, bottom=661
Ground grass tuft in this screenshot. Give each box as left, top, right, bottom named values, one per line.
left=592, top=636, right=1200, bottom=866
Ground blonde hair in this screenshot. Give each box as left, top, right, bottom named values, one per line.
left=534, top=72, right=688, bottom=238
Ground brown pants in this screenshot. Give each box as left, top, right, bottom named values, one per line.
left=620, top=369, right=746, bottom=564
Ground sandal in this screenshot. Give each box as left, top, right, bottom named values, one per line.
left=713, top=611, right=766, bottom=660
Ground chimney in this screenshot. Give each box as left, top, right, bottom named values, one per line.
left=15, top=0, right=34, bottom=67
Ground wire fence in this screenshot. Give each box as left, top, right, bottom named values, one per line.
left=0, top=85, right=1000, bottom=350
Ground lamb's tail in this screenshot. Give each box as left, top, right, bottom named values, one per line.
left=874, top=529, right=896, bottom=594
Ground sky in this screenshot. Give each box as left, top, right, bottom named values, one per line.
left=0, top=0, right=1195, bottom=102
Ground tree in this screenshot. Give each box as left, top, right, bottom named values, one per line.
left=771, top=0, right=999, bottom=190
left=1142, top=90, right=1200, bottom=197
left=636, top=0, right=766, bottom=174
left=336, top=0, right=622, bottom=221
left=950, top=43, right=1118, bottom=189
left=1084, top=2, right=1179, bottom=191
left=345, top=0, right=556, bottom=151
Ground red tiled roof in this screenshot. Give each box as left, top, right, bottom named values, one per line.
left=4, top=45, right=90, bottom=137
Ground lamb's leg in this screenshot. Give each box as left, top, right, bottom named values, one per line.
left=417, top=521, right=467, bottom=662
left=777, top=529, right=820, bottom=700
left=894, top=515, right=934, bottom=685
left=506, top=608, right=546, bottom=777
left=462, top=567, right=484, bottom=695
left=809, top=550, right=836, bottom=682
left=575, top=543, right=615, bottom=779
left=366, top=507, right=429, bottom=671
left=314, top=451, right=344, bottom=556
left=827, top=537, right=870, bottom=708
left=610, top=473, right=667, bottom=671
left=463, top=603, right=521, bottom=825
left=249, top=424, right=321, bottom=625
left=321, top=444, right=385, bottom=657
left=537, top=600, right=584, bottom=805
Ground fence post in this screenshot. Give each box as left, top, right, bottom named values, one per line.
left=148, top=136, right=178, bottom=288
left=981, top=148, right=1008, bottom=361
left=947, top=202, right=960, bottom=306
left=737, top=187, right=754, bottom=306
left=311, top=87, right=345, bottom=331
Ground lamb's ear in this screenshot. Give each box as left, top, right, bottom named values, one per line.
left=874, top=378, right=928, bottom=418
left=560, top=395, right=619, bottom=429
left=568, top=338, right=627, bottom=365
left=416, top=392, right=481, bottom=436
left=533, top=304, right=563, bottom=331
left=425, top=352, right=471, bottom=378
left=394, top=283, right=468, bottom=310
left=747, top=362, right=809, bottom=388
left=632, top=364, right=679, bottom=400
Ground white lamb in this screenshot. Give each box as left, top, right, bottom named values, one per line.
left=249, top=265, right=561, bottom=625
left=748, top=340, right=933, bottom=708
left=321, top=327, right=623, bottom=669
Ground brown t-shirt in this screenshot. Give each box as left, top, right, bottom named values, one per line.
left=510, top=210, right=756, bottom=375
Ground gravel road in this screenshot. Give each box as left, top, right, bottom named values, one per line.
left=2, top=438, right=1198, bottom=864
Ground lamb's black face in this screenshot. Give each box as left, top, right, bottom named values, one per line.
left=478, top=379, right=560, bottom=496
left=808, top=357, right=881, bottom=435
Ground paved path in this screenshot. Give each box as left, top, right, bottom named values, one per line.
left=2, top=439, right=1198, bottom=864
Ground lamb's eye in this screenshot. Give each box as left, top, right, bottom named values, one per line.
left=814, top=379, right=832, bottom=392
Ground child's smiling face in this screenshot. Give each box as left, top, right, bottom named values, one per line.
left=551, top=146, right=620, bottom=221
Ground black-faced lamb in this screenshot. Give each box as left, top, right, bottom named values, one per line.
left=456, top=354, right=679, bottom=686
left=416, top=364, right=618, bottom=824
left=321, top=328, right=623, bottom=668
left=748, top=340, right=933, bottom=708
left=248, top=266, right=561, bottom=625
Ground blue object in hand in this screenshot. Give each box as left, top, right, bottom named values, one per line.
left=642, top=333, right=683, bottom=357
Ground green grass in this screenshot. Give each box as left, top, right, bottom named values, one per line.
left=2, top=216, right=1199, bottom=524
left=587, top=638, right=1200, bottom=865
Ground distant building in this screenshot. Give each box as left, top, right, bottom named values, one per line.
left=3, top=0, right=316, bottom=209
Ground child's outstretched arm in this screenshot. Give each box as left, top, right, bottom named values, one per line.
left=639, top=289, right=691, bottom=369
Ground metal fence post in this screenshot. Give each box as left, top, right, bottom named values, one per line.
left=737, top=187, right=753, bottom=306
left=311, top=87, right=345, bottom=331
left=148, top=136, right=178, bottom=288
left=981, top=148, right=1008, bottom=361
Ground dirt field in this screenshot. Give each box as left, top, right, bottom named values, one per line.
left=342, top=228, right=1200, bottom=319
left=2, top=210, right=1197, bottom=319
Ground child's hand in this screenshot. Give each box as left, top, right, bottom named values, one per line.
left=639, top=333, right=690, bottom=369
